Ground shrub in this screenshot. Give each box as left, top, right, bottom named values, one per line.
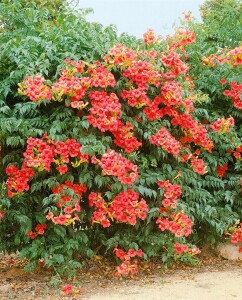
left=178, top=0, right=242, bottom=243
left=0, top=24, right=235, bottom=275
left=0, top=0, right=241, bottom=276
left=0, top=0, right=119, bottom=182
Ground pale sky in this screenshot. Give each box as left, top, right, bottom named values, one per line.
left=78, top=0, right=206, bottom=37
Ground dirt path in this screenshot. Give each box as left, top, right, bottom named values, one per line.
left=81, top=267, right=242, bottom=300
left=0, top=252, right=241, bottom=299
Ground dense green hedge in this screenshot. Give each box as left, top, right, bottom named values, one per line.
left=183, top=0, right=242, bottom=243
left=0, top=0, right=241, bottom=277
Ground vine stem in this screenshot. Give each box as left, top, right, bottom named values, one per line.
left=52, top=264, right=63, bottom=282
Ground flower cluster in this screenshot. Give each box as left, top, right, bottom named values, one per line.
left=93, top=150, right=138, bottom=185
left=220, top=78, right=226, bottom=85
left=18, top=75, right=52, bottom=103
left=6, top=136, right=88, bottom=198
left=216, top=163, right=228, bottom=178
left=210, top=116, right=234, bottom=133
left=231, top=223, right=242, bottom=249
left=46, top=180, right=86, bottom=226
left=27, top=223, right=47, bottom=239
left=190, top=155, right=207, bottom=175
left=174, top=242, right=201, bottom=255
left=160, top=80, right=183, bottom=106
left=143, top=96, right=178, bottom=121
left=52, top=71, right=87, bottom=106
left=166, top=27, right=195, bottom=50
left=174, top=242, right=189, bottom=254
left=202, top=46, right=242, bottom=67
left=182, top=95, right=195, bottom=113
left=52, top=59, right=116, bottom=106
left=114, top=247, right=143, bottom=277
left=52, top=180, right=87, bottom=208
left=159, top=79, right=195, bottom=113
left=227, top=46, right=242, bottom=66
left=6, top=164, right=35, bottom=198
left=112, top=122, right=142, bottom=154
left=156, top=210, right=193, bottom=237
left=63, top=58, right=85, bottom=74
left=172, top=113, right=214, bottom=151
left=161, top=52, right=189, bottom=78
left=180, top=151, right=207, bottom=175
left=143, top=29, right=161, bottom=44
left=225, top=221, right=242, bottom=253
left=109, top=190, right=148, bottom=225
left=150, top=127, right=181, bottom=156
left=155, top=179, right=193, bottom=237
left=202, top=53, right=228, bottom=67
left=233, top=145, right=242, bottom=160
left=88, top=61, right=116, bottom=88
left=38, top=59, right=116, bottom=112
left=24, top=137, right=55, bottom=172
left=87, top=91, right=121, bottom=132
left=123, top=60, right=161, bottom=89
left=138, top=49, right=159, bottom=61
left=120, top=88, right=149, bottom=108
left=46, top=206, right=81, bottom=226
left=55, top=138, right=89, bottom=172
left=158, top=180, right=182, bottom=208
left=88, top=91, right=141, bottom=153
left=24, top=135, right=88, bottom=175
left=88, top=192, right=111, bottom=227
left=104, top=44, right=137, bottom=68
left=62, top=285, right=74, bottom=296
left=88, top=190, right=148, bottom=227
left=183, top=11, right=192, bottom=22
left=61, top=284, right=81, bottom=296
left=223, top=82, right=242, bottom=110
left=227, top=145, right=242, bottom=160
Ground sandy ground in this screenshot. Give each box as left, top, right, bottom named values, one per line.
left=0, top=252, right=241, bottom=300
left=81, top=267, right=242, bottom=300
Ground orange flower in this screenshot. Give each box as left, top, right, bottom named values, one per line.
left=220, top=78, right=226, bottom=85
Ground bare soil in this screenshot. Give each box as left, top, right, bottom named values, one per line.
left=0, top=248, right=241, bottom=300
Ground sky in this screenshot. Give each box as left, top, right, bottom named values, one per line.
left=77, top=0, right=206, bottom=38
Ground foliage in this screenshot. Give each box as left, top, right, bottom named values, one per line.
left=0, top=0, right=119, bottom=182
left=1, top=23, right=207, bottom=274
left=0, top=0, right=241, bottom=277
left=179, top=0, right=242, bottom=243
left=199, top=0, right=242, bottom=47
